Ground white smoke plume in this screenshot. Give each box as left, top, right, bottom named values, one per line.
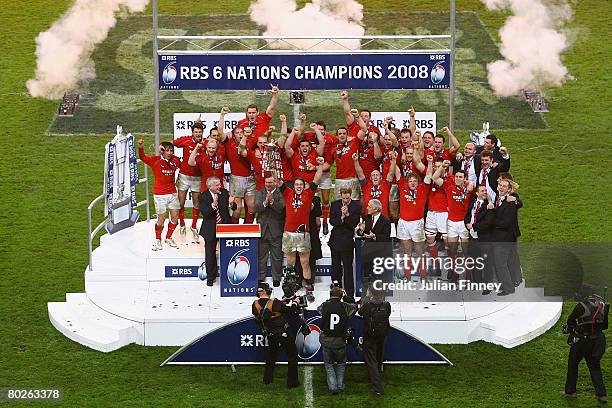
left=481, top=0, right=572, bottom=96
left=249, top=0, right=364, bottom=51
left=27, top=0, right=149, bottom=100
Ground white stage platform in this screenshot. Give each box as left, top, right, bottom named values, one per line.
left=48, top=220, right=562, bottom=352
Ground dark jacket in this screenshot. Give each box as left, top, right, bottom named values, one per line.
left=358, top=213, right=391, bottom=242
left=464, top=197, right=496, bottom=242
left=254, top=187, right=285, bottom=239
left=198, top=188, right=234, bottom=240
left=491, top=197, right=521, bottom=242
left=358, top=299, right=391, bottom=338
left=328, top=199, right=362, bottom=251
left=309, top=196, right=323, bottom=261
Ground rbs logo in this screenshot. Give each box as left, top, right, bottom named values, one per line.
left=226, top=239, right=250, bottom=247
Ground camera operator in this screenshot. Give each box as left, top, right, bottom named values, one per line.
left=561, top=284, right=608, bottom=403
left=317, top=285, right=358, bottom=394
left=358, top=283, right=391, bottom=396
left=252, top=282, right=301, bottom=388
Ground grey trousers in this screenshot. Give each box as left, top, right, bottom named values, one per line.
left=258, top=233, right=283, bottom=282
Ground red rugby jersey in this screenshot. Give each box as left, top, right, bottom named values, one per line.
left=398, top=179, right=431, bottom=221
left=139, top=147, right=180, bottom=195
left=173, top=136, right=202, bottom=177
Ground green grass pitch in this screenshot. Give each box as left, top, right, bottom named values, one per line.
left=1, top=0, right=611, bottom=406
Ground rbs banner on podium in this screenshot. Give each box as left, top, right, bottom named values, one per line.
left=218, top=225, right=261, bottom=297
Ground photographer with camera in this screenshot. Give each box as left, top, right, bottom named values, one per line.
left=561, top=284, right=609, bottom=403
left=358, top=283, right=391, bottom=395
left=317, top=284, right=358, bottom=394
left=251, top=282, right=301, bottom=388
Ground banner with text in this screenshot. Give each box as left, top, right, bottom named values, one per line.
left=159, top=53, right=449, bottom=91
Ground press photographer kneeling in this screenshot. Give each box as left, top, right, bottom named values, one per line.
left=317, top=283, right=358, bottom=394
left=252, top=282, right=304, bottom=388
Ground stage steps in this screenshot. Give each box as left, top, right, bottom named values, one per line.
left=477, top=300, right=562, bottom=348
left=48, top=293, right=143, bottom=352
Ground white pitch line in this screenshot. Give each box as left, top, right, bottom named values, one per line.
left=304, top=366, right=314, bottom=408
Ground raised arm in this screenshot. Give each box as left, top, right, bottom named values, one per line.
left=352, top=152, right=366, bottom=182
left=423, top=155, right=434, bottom=185
left=442, top=126, right=460, bottom=155
left=137, top=139, right=154, bottom=167
left=372, top=134, right=383, bottom=159
left=277, top=114, right=288, bottom=149
left=412, top=147, right=427, bottom=174
left=265, top=85, right=280, bottom=118
left=311, top=157, right=325, bottom=186
left=218, top=106, right=231, bottom=142
left=284, top=127, right=298, bottom=158
left=299, top=113, right=307, bottom=136
left=386, top=150, right=398, bottom=183
left=187, top=142, right=202, bottom=166
left=408, top=106, right=416, bottom=136
left=238, top=132, right=248, bottom=158
left=311, top=123, right=325, bottom=156
left=432, top=160, right=450, bottom=186
left=341, top=91, right=354, bottom=126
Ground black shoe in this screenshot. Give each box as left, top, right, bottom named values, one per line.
left=514, top=279, right=523, bottom=287
left=273, top=280, right=281, bottom=287
left=482, top=289, right=491, bottom=295
left=206, top=280, right=214, bottom=287
left=497, top=290, right=514, bottom=296
left=596, top=395, right=607, bottom=403
left=559, top=391, right=577, bottom=398
left=322, top=222, right=329, bottom=235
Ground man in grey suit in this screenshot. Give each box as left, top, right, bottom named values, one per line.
left=254, top=174, right=286, bottom=286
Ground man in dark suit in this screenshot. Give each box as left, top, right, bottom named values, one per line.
left=199, top=176, right=235, bottom=286
left=329, top=187, right=362, bottom=299
left=491, top=178, right=522, bottom=296
left=477, top=149, right=510, bottom=203
left=357, top=199, right=392, bottom=285
left=254, top=174, right=286, bottom=286
left=476, top=134, right=511, bottom=169
left=465, top=184, right=496, bottom=293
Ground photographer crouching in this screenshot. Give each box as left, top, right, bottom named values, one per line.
left=317, top=283, right=358, bottom=394
left=561, top=284, right=609, bottom=403
left=252, top=282, right=301, bottom=388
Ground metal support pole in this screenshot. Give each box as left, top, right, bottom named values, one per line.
left=153, top=0, right=160, bottom=153
left=293, top=104, right=301, bottom=129
left=449, top=0, right=456, bottom=132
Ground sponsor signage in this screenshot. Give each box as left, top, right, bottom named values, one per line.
left=219, top=238, right=259, bottom=297
left=162, top=310, right=452, bottom=365
left=164, top=265, right=200, bottom=278
left=159, top=53, right=450, bottom=91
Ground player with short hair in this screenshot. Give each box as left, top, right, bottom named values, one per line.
left=353, top=151, right=398, bottom=217
left=188, top=138, right=226, bottom=192
left=173, top=119, right=204, bottom=240
left=285, top=122, right=324, bottom=183
left=137, top=139, right=181, bottom=250
left=433, top=166, right=474, bottom=281
left=302, top=117, right=338, bottom=235
left=396, top=155, right=433, bottom=278
left=237, top=85, right=280, bottom=146
left=280, top=159, right=325, bottom=292
left=218, top=107, right=257, bottom=224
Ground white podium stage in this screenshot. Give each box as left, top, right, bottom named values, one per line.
left=48, top=220, right=562, bottom=352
